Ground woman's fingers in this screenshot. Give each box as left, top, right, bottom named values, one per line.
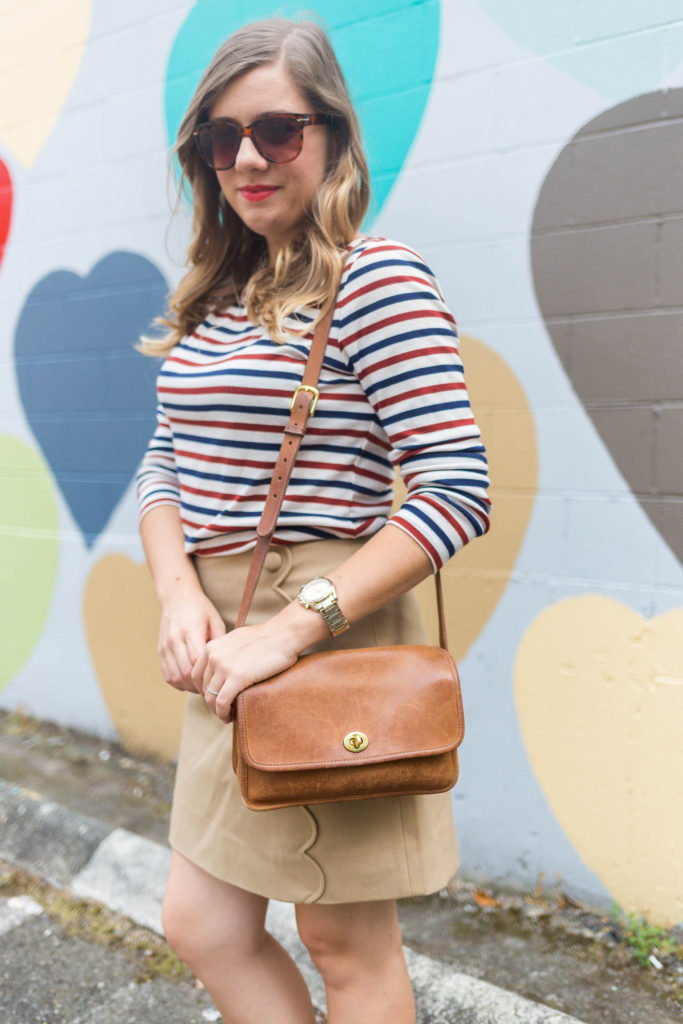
left=194, top=622, right=298, bottom=722
left=159, top=628, right=205, bottom=692
left=199, top=640, right=240, bottom=721
left=201, top=670, right=236, bottom=724
left=160, top=646, right=190, bottom=691
left=207, top=685, right=236, bottom=724
left=173, top=639, right=195, bottom=681
left=207, top=608, right=227, bottom=640
left=190, top=648, right=208, bottom=689
left=156, top=595, right=226, bottom=693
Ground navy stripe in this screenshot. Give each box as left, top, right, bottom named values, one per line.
left=381, top=400, right=473, bottom=426
left=363, top=364, right=466, bottom=399
left=400, top=447, right=488, bottom=464
left=160, top=366, right=302, bottom=383
left=441, top=490, right=491, bottom=518
left=344, top=255, right=431, bottom=287
left=338, top=289, right=446, bottom=328
left=406, top=503, right=456, bottom=559
left=345, top=327, right=458, bottom=366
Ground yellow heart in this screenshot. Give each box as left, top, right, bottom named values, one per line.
left=83, top=555, right=185, bottom=761
left=396, top=335, right=538, bottom=660
left=0, top=0, right=92, bottom=167
left=514, top=596, right=683, bottom=925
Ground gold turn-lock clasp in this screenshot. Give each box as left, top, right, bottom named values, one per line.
left=290, top=384, right=320, bottom=416
left=343, top=731, right=369, bottom=752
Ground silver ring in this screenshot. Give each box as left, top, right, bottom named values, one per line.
left=206, top=686, right=221, bottom=696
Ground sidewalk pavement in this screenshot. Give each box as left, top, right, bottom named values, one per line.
left=0, top=778, right=586, bottom=1024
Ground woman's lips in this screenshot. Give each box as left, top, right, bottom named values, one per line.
left=239, top=185, right=280, bottom=202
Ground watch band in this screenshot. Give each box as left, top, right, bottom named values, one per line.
left=318, top=598, right=349, bottom=636
left=298, top=578, right=350, bottom=636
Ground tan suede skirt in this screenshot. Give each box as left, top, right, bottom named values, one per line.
left=169, top=537, right=459, bottom=904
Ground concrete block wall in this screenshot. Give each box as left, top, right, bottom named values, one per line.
left=0, top=0, right=681, bottom=925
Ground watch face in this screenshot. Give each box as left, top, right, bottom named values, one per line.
left=301, top=577, right=333, bottom=602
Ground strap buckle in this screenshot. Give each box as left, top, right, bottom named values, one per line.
left=290, top=384, right=320, bottom=417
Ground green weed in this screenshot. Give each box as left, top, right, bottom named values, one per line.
left=612, top=903, right=680, bottom=967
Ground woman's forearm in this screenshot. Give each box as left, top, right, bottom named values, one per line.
left=330, top=524, right=432, bottom=621
left=140, top=505, right=226, bottom=691
left=269, top=524, right=433, bottom=653
left=139, top=505, right=203, bottom=605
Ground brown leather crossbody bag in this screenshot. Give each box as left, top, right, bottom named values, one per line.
left=232, top=305, right=465, bottom=811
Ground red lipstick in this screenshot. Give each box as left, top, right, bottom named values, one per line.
left=240, top=185, right=280, bottom=202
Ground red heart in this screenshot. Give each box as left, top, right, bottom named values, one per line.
left=0, top=159, right=11, bottom=270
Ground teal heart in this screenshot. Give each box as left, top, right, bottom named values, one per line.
left=478, top=0, right=676, bottom=100
left=165, top=0, right=440, bottom=223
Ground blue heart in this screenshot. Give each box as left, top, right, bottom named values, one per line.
left=164, top=0, right=440, bottom=222
left=14, top=252, right=168, bottom=547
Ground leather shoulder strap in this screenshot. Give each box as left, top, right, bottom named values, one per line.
left=235, top=306, right=333, bottom=628
left=235, top=303, right=449, bottom=651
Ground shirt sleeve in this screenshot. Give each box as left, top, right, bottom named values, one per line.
left=336, top=240, right=491, bottom=571
left=135, top=404, right=182, bottom=524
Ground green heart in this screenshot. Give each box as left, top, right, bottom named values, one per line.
left=0, top=436, right=58, bottom=691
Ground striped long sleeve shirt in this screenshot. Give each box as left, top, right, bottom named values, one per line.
left=135, top=237, right=491, bottom=570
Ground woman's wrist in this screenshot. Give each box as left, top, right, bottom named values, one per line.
left=273, top=598, right=331, bottom=652
left=156, top=567, right=203, bottom=607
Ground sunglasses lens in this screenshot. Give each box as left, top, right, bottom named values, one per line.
left=253, top=116, right=302, bottom=162
left=198, top=124, right=240, bottom=169
left=196, top=115, right=312, bottom=168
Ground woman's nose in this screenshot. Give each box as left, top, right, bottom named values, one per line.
left=234, top=133, right=268, bottom=171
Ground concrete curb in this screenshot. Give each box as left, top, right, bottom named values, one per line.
left=0, top=780, right=586, bottom=1024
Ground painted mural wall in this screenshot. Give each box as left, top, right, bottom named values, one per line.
left=1, top=0, right=681, bottom=925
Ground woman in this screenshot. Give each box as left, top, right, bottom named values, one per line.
left=137, top=17, right=490, bottom=1024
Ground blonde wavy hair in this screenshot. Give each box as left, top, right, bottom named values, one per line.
left=141, top=18, right=370, bottom=355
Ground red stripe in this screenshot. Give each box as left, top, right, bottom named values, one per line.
left=191, top=536, right=248, bottom=555
left=306, top=426, right=389, bottom=447
left=343, top=309, right=456, bottom=348
left=194, top=517, right=379, bottom=554
left=391, top=518, right=440, bottom=567
left=418, top=494, right=469, bottom=547
left=140, top=496, right=181, bottom=513
left=190, top=329, right=261, bottom=347
left=174, top=448, right=390, bottom=485
left=159, top=384, right=291, bottom=398
left=172, top=417, right=285, bottom=433
left=182, top=515, right=380, bottom=539
left=390, top=418, right=477, bottom=443
left=337, top=274, right=437, bottom=309
left=373, top=381, right=466, bottom=412
left=350, top=241, right=422, bottom=263
left=355, top=345, right=460, bottom=381
left=182, top=483, right=369, bottom=510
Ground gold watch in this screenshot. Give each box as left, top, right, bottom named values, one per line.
left=297, top=577, right=349, bottom=636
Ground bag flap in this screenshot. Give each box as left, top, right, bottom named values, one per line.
left=235, top=645, right=464, bottom=772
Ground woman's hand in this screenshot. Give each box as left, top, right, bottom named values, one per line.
left=157, top=586, right=226, bottom=693
left=192, top=616, right=303, bottom=723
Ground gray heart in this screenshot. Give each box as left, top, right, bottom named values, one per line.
left=531, top=88, right=683, bottom=566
